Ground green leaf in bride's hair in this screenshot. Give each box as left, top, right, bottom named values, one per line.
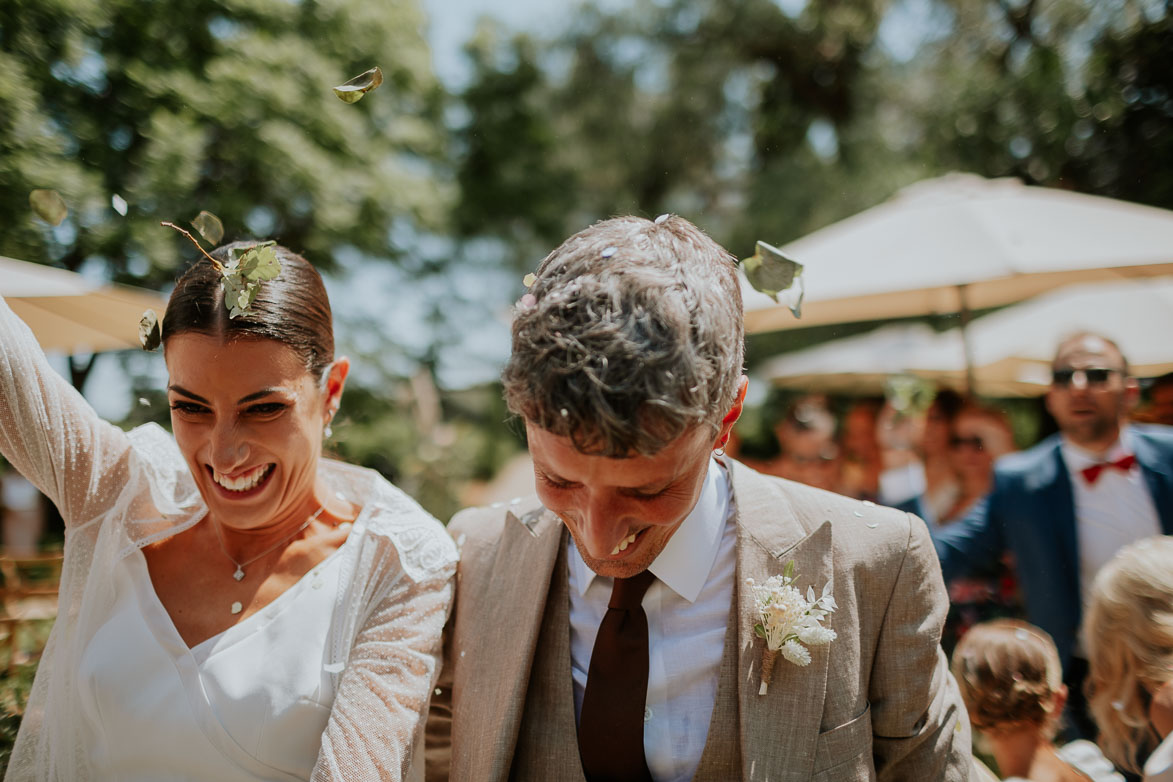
left=237, top=242, right=280, bottom=282
left=29, top=189, right=68, bottom=226
left=333, top=66, right=383, bottom=103
left=742, top=240, right=805, bottom=318
left=221, top=274, right=259, bottom=319
left=191, top=211, right=224, bottom=246
left=138, top=309, right=162, bottom=351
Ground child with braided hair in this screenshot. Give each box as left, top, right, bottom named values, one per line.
left=953, top=619, right=1123, bottom=782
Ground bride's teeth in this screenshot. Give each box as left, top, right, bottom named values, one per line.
left=213, top=465, right=270, bottom=492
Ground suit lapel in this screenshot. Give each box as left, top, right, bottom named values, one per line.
left=460, top=507, right=564, bottom=782
left=1040, top=442, right=1080, bottom=594
left=1134, top=431, right=1173, bottom=534
left=508, top=534, right=586, bottom=781
left=731, top=463, right=833, bottom=781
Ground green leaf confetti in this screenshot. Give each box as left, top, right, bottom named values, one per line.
left=221, top=242, right=280, bottom=319
left=191, top=211, right=225, bottom=245
left=742, top=240, right=804, bottom=318
left=29, top=189, right=68, bottom=226
left=138, top=309, right=162, bottom=351
left=333, top=66, right=383, bottom=104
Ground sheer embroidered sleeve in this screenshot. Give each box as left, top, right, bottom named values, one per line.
left=312, top=520, right=457, bottom=781
left=0, top=295, right=132, bottom=526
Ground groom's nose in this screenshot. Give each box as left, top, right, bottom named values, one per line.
left=576, top=494, right=626, bottom=558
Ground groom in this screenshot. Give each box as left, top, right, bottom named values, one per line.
left=425, top=216, right=973, bottom=781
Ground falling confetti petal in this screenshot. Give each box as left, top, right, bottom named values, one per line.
left=111, top=194, right=128, bottom=216
left=333, top=66, right=383, bottom=103
left=29, top=189, right=68, bottom=226
left=522, top=273, right=537, bottom=287
left=191, top=210, right=224, bottom=245
left=138, top=309, right=162, bottom=351
left=742, top=240, right=804, bottom=317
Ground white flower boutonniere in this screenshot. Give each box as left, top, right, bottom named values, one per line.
left=747, top=560, right=837, bottom=695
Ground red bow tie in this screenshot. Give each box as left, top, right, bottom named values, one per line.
left=1081, top=454, right=1137, bottom=485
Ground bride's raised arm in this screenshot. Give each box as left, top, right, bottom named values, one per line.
left=0, top=294, right=133, bottom=526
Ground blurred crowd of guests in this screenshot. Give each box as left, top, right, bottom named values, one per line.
left=730, top=388, right=1024, bottom=652
left=733, top=337, right=1173, bottom=780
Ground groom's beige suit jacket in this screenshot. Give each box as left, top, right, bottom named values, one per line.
left=425, top=459, right=973, bottom=781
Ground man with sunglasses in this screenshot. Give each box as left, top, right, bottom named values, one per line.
left=931, top=332, right=1173, bottom=741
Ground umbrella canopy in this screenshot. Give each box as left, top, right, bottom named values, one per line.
left=760, top=277, right=1173, bottom=397
left=743, top=173, right=1173, bottom=334
left=0, top=255, right=168, bottom=354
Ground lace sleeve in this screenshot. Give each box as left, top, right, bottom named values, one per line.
left=311, top=551, right=456, bottom=781
left=0, top=295, right=132, bottom=525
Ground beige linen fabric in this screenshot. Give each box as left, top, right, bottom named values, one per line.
left=426, top=459, right=974, bottom=781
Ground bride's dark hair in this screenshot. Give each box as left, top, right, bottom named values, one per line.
left=161, top=241, right=334, bottom=380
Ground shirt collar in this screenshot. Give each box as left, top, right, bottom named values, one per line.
left=568, top=456, right=731, bottom=603
left=1060, top=426, right=1134, bottom=472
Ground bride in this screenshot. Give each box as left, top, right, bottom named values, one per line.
left=0, top=242, right=456, bottom=781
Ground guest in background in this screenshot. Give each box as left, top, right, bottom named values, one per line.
left=953, top=619, right=1122, bottom=782
left=1135, top=373, right=1173, bottom=426
left=766, top=396, right=841, bottom=492
left=939, top=404, right=1022, bottom=653
left=931, top=333, right=1173, bottom=740
left=877, top=388, right=965, bottom=523
left=839, top=399, right=883, bottom=500
left=1084, top=536, right=1173, bottom=781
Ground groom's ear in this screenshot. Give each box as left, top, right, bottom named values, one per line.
left=716, top=376, right=749, bottom=445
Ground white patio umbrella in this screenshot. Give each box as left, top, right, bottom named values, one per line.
left=760, top=277, right=1173, bottom=397
left=0, top=255, right=167, bottom=354
left=743, top=173, right=1173, bottom=337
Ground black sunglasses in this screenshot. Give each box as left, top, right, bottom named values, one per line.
left=1052, top=368, right=1118, bottom=387
left=949, top=435, right=984, bottom=450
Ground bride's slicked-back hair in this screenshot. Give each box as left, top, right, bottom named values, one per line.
left=503, top=215, right=744, bottom=457
left=161, top=242, right=335, bottom=380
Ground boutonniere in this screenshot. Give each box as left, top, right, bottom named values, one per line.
left=747, top=560, right=837, bottom=695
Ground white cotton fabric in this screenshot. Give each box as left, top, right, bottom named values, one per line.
left=1061, top=430, right=1161, bottom=618
left=1145, top=731, right=1173, bottom=781
left=1003, top=740, right=1124, bottom=782
left=568, top=457, right=736, bottom=782
left=0, top=296, right=458, bottom=781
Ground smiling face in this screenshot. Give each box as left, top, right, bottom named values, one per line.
left=165, top=333, right=346, bottom=531
left=1045, top=335, right=1137, bottom=452
left=528, top=422, right=723, bottom=580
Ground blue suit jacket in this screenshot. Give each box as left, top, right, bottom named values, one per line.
left=931, top=425, right=1173, bottom=668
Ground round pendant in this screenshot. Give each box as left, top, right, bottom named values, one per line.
left=233, top=566, right=245, bottom=581
left=230, top=601, right=243, bottom=615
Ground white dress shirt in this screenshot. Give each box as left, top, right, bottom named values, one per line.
left=568, top=457, right=736, bottom=782
left=1061, top=428, right=1161, bottom=620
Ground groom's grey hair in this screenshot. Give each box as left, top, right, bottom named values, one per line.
left=503, top=215, right=744, bottom=457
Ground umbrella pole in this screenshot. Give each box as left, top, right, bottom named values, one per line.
left=957, top=284, right=977, bottom=397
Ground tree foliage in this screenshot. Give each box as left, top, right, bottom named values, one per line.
left=0, top=0, right=449, bottom=283
left=452, top=0, right=1173, bottom=270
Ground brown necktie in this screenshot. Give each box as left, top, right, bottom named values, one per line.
left=578, top=568, right=657, bottom=782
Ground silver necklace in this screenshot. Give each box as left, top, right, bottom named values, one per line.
left=212, top=505, right=325, bottom=583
